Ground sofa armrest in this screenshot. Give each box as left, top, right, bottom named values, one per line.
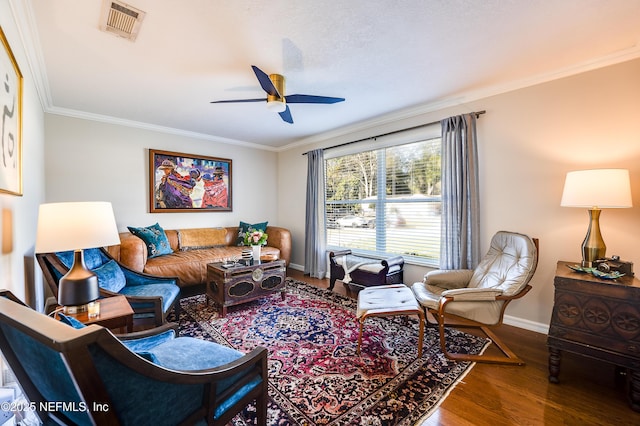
left=118, top=232, right=148, bottom=272
left=265, top=226, right=291, bottom=266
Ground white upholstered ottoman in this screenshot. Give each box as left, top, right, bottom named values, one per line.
left=356, top=284, right=425, bottom=357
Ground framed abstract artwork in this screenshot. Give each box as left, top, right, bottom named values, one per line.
left=149, top=149, right=232, bottom=212
left=0, top=27, right=23, bottom=196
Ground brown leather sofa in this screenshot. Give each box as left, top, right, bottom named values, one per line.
left=107, top=226, right=291, bottom=289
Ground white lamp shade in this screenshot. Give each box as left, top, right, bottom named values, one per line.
left=561, top=169, right=633, bottom=208
left=35, top=201, right=121, bottom=253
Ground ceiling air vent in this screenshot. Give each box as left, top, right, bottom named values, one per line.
left=100, top=0, right=146, bottom=41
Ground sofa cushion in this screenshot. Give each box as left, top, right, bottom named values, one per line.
left=128, top=223, right=173, bottom=258
left=119, top=283, right=181, bottom=314
left=143, top=246, right=280, bottom=287
left=178, top=227, right=227, bottom=251
left=236, top=221, right=268, bottom=246
left=94, top=260, right=127, bottom=293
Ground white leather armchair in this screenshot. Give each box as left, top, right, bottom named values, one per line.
left=412, top=231, right=538, bottom=365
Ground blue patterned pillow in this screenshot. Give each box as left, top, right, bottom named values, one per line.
left=93, top=259, right=126, bottom=293
left=237, top=221, right=268, bottom=246
left=128, top=223, right=173, bottom=258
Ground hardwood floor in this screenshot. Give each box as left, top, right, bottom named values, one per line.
left=287, top=269, right=640, bottom=426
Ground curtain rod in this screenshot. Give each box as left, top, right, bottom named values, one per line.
left=302, top=110, right=485, bottom=155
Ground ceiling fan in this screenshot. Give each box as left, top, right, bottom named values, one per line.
left=210, top=65, right=345, bottom=124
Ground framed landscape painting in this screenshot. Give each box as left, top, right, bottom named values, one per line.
left=149, top=149, right=232, bottom=213
left=0, top=27, right=23, bottom=196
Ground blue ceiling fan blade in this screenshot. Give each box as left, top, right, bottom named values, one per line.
left=279, top=106, right=293, bottom=124
left=285, top=94, right=345, bottom=104
left=210, top=98, right=266, bottom=103
left=252, top=65, right=281, bottom=97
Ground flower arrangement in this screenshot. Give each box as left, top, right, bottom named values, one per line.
left=244, top=228, right=268, bottom=246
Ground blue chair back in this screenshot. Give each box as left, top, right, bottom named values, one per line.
left=56, top=248, right=110, bottom=270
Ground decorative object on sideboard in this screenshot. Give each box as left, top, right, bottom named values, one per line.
left=560, top=169, right=632, bottom=267
left=35, top=202, right=120, bottom=313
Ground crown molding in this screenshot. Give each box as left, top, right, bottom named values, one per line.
left=46, top=106, right=276, bottom=151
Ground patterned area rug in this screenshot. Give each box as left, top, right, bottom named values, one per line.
left=177, top=278, right=488, bottom=425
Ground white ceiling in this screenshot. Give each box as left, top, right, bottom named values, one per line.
left=24, top=0, right=640, bottom=149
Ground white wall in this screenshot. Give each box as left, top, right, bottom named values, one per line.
left=0, top=0, right=46, bottom=305
left=278, top=58, right=640, bottom=332
left=43, top=115, right=279, bottom=232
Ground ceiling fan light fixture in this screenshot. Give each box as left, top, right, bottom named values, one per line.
left=266, top=100, right=287, bottom=113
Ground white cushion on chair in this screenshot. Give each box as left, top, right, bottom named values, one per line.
left=412, top=281, right=505, bottom=324
left=355, top=263, right=385, bottom=274
left=423, top=269, right=473, bottom=289
left=356, top=285, right=418, bottom=318
left=468, top=231, right=537, bottom=296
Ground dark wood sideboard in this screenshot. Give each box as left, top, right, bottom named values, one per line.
left=548, top=261, right=640, bottom=411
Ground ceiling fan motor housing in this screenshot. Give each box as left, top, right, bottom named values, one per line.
left=267, top=74, right=286, bottom=102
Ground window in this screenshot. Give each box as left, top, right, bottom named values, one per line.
left=325, top=137, right=441, bottom=266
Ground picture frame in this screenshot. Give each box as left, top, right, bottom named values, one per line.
left=0, top=27, right=23, bottom=196
left=149, top=149, right=232, bottom=212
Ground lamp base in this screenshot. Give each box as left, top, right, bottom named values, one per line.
left=581, top=208, right=606, bottom=268
left=57, top=250, right=100, bottom=309
left=63, top=304, right=90, bottom=314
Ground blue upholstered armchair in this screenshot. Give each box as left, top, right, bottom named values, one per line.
left=0, top=290, right=268, bottom=425
left=37, top=247, right=180, bottom=326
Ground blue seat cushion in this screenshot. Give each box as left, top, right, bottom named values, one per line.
left=93, top=260, right=127, bottom=293
left=121, top=329, right=176, bottom=353
left=119, top=283, right=180, bottom=314
left=144, top=337, right=263, bottom=420
left=147, top=337, right=243, bottom=370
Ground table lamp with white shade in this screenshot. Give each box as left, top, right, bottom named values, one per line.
left=561, top=169, right=633, bottom=267
left=35, top=202, right=120, bottom=313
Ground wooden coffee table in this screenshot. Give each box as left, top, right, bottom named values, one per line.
left=63, top=295, right=134, bottom=333
left=206, top=259, right=286, bottom=317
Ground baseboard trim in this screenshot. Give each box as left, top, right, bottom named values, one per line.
left=504, top=314, right=549, bottom=335
left=289, top=262, right=304, bottom=272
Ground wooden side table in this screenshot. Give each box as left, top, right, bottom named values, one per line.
left=548, top=261, right=640, bottom=411
left=64, top=295, right=134, bottom=333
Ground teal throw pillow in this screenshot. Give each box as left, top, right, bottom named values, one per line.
left=93, top=259, right=126, bottom=293
left=128, top=223, right=173, bottom=258
left=237, top=221, right=268, bottom=246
